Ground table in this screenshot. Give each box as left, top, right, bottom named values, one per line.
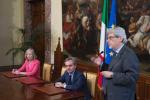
left=1, top=71, right=25, bottom=78
left=0, top=72, right=84, bottom=100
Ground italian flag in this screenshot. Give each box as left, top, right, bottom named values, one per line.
left=98, top=0, right=108, bottom=89
left=100, top=0, right=108, bottom=54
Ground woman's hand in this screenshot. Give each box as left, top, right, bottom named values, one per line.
left=19, top=72, right=26, bottom=75
left=12, top=69, right=20, bottom=74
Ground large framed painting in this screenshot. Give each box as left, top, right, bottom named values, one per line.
left=62, top=0, right=150, bottom=72
left=62, top=0, right=102, bottom=60
left=117, top=0, right=150, bottom=72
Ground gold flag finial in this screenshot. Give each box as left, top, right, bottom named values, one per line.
left=111, top=24, right=116, bottom=29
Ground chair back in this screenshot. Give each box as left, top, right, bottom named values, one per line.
left=42, top=63, right=52, bottom=81
left=61, top=66, right=66, bottom=76
left=85, top=72, right=97, bottom=97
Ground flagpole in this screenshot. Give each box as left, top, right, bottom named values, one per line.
left=97, top=0, right=109, bottom=89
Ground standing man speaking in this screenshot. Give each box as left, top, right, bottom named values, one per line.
left=95, top=26, right=140, bottom=100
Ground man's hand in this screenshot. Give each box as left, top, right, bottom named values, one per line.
left=101, top=71, right=113, bottom=78
left=91, top=56, right=102, bottom=65
left=55, top=82, right=65, bottom=88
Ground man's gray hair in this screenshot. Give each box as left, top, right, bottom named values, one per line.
left=64, top=57, right=77, bottom=65
left=107, top=26, right=127, bottom=43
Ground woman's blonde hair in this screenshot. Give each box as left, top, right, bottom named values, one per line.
left=25, top=48, right=37, bottom=59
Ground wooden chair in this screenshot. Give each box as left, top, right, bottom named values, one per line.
left=84, top=72, right=97, bottom=99
left=61, top=66, right=66, bottom=76
left=51, top=38, right=63, bottom=82
left=42, top=63, right=53, bottom=82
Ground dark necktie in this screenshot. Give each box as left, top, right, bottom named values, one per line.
left=113, top=51, right=117, bottom=57
left=68, top=74, right=72, bottom=85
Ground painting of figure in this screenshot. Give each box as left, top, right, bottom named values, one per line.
left=62, top=0, right=150, bottom=71
left=118, top=0, right=150, bottom=71
left=62, top=0, right=102, bottom=59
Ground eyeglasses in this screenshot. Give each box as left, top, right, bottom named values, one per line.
left=107, top=36, right=118, bottom=40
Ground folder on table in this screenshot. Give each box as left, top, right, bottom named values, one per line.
left=1, top=71, right=25, bottom=78
left=16, top=77, right=45, bottom=85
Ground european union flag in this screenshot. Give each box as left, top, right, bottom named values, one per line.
left=108, top=0, right=117, bottom=28
left=105, top=0, right=117, bottom=64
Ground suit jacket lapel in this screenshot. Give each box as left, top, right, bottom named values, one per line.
left=72, top=70, right=77, bottom=83
left=109, top=56, right=119, bottom=70
left=109, top=45, right=126, bottom=71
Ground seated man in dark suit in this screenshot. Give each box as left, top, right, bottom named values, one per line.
left=55, top=57, right=91, bottom=100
